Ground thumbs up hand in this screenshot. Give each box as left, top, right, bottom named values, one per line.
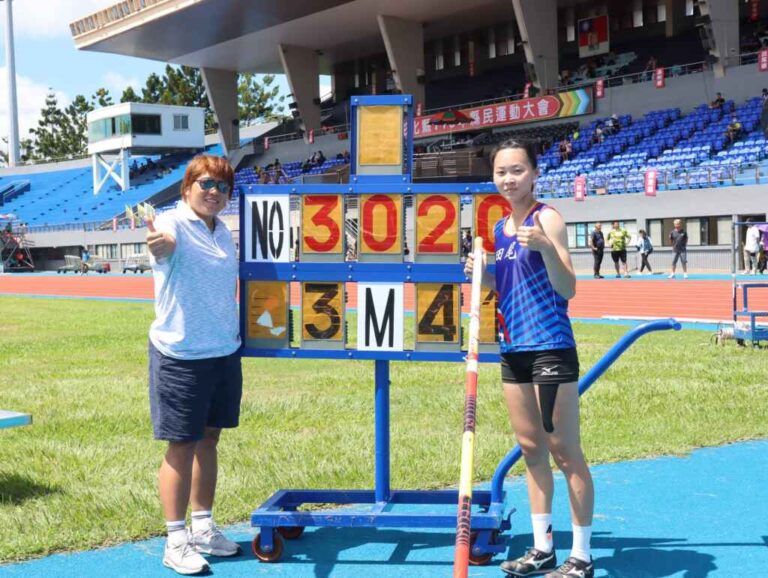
left=516, top=211, right=551, bottom=252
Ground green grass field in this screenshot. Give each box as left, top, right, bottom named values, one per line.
left=1, top=296, right=767, bottom=562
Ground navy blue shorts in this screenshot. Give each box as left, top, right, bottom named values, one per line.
left=149, top=341, right=243, bottom=442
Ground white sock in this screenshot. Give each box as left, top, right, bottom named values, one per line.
left=570, top=524, right=592, bottom=563
left=531, top=513, right=553, bottom=553
left=191, top=510, right=213, bottom=533
left=166, top=520, right=187, bottom=545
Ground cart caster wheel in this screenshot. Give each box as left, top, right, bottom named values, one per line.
left=252, top=532, right=284, bottom=562
left=468, top=531, right=499, bottom=566
left=277, top=526, right=305, bottom=540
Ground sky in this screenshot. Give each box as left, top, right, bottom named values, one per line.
left=0, top=0, right=329, bottom=147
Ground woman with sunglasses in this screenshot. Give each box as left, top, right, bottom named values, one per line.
left=146, top=155, right=242, bottom=575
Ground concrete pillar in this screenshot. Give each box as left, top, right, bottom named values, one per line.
left=665, top=0, right=687, bottom=37
left=511, top=0, right=559, bottom=90
left=200, top=68, right=240, bottom=156
left=377, top=15, right=426, bottom=108
left=278, top=44, right=321, bottom=143
left=698, top=0, right=739, bottom=77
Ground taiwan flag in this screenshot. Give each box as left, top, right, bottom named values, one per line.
left=578, top=15, right=609, bottom=58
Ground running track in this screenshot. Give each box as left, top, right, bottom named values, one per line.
left=3, top=274, right=768, bottom=320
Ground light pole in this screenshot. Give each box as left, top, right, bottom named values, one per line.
left=2, top=0, right=19, bottom=167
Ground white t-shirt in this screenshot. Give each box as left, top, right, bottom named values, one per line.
left=149, top=201, right=240, bottom=360
left=745, top=225, right=761, bottom=253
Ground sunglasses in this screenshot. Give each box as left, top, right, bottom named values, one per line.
left=195, top=178, right=231, bottom=195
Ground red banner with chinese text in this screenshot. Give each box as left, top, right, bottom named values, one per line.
left=644, top=169, right=657, bottom=196
left=760, top=49, right=768, bottom=72
left=595, top=78, right=605, bottom=98
left=654, top=67, right=665, bottom=88
left=574, top=176, right=586, bottom=201
left=413, top=88, right=593, bottom=138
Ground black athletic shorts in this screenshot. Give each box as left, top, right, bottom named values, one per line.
left=500, top=348, right=579, bottom=385
left=611, top=249, right=627, bottom=264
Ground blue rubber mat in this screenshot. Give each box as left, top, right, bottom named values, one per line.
left=2, top=440, right=766, bottom=577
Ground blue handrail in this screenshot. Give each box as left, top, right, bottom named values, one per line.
left=490, top=318, right=681, bottom=504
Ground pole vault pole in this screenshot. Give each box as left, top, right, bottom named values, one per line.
left=453, top=236, right=485, bottom=578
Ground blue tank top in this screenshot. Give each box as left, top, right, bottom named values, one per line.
left=493, top=202, right=576, bottom=353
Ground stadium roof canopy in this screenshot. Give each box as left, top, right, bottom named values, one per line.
left=71, top=0, right=546, bottom=74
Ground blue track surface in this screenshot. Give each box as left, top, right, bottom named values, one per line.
left=2, top=441, right=766, bottom=577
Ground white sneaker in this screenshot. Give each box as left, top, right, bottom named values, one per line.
left=668, top=273, right=675, bottom=279
left=163, top=539, right=210, bottom=575
left=683, top=273, right=688, bottom=279
left=189, top=522, right=241, bottom=557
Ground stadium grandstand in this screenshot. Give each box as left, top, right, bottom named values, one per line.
left=0, top=0, right=766, bottom=273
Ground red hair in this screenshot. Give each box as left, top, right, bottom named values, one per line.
left=180, top=155, right=235, bottom=199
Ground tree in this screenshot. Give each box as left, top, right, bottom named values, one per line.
left=141, top=73, right=164, bottom=103
left=120, top=86, right=141, bottom=103
left=92, top=87, right=113, bottom=108
left=62, top=95, right=93, bottom=156
left=29, top=91, right=69, bottom=161
left=238, top=73, right=286, bottom=125
left=19, top=138, right=34, bottom=163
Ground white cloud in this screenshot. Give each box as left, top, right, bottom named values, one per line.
left=12, top=0, right=114, bottom=39
left=102, top=71, right=140, bottom=96
left=0, top=67, right=69, bottom=143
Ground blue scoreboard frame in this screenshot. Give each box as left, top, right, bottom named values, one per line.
left=241, top=95, right=509, bottom=564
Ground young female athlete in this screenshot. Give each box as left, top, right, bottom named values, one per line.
left=465, top=140, right=594, bottom=578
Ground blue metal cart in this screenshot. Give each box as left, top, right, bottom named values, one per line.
left=731, top=220, right=768, bottom=347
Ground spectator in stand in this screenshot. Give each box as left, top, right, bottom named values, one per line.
left=589, top=222, right=605, bottom=279
left=343, top=150, right=351, bottom=163
left=636, top=229, right=654, bottom=275
left=744, top=218, right=761, bottom=275
left=586, top=59, right=597, bottom=79
left=604, top=114, right=619, bottom=136
left=560, top=69, right=571, bottom=86
left=761, top=92, right=768, bottom=137
left=607, top=221, right=631, bottom=278
left=558, top=138, right=572, bottom=162
left=643, top=55, right=658, bottom=80
left=592, top=125, right=604, bottom=145
left=668, top=219, right=689, bottom=279
left=726, top=115, right=742, bottom=145
left=710, top=92, right=725, bottom=110
left=316, top=150, right=326, bottom=166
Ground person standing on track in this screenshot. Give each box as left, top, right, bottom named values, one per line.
left=636, top=229, right=654, bottom=275
left=146, top=155, right=243, bottom=576
left=606, top=221, right=631, bottom=278
left=465, top=140, right=594, bottom=578
left=588, top=223, right=605, bottom=279
left=668, top=219, right=689, bottom=279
